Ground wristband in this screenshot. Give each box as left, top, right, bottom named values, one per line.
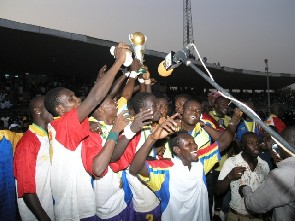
left=129, top=71, right=138, bottom=78
left=122, top=125, right=136, bottom=140
left=144, top=79, right=151, bottom=84
left=138, top=78, right=144, bottom=84
left=124, top=71, right=130, bottom=77
left=107, top=131, right=119, bottom=144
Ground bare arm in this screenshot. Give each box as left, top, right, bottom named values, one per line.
left=77, top=43, right=128, bottom=122
left=23, top=194, right=51, bottom=221
left=139, top=81, right=146, bottom=92
left=217, top=109, right=242, bottom=152
left=111, top=109, right=154, bottom=162
left=92, top=111, right=129, bottom=176
left=120, top=59, right=142, bottom=100
left=201, top=123, right=221, bottom=141
left=142, top=68, right=152, bottom=93
left=129, top=135, right=156, bottom=177
left=129, top=115, right=178, bottom=177
left=109, top=74, right=127, bottom=99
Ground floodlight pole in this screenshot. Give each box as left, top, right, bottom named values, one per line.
left=265, top=59, right=271, bottom=113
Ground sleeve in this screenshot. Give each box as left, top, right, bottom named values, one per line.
left=138, top=159, right=173, bottom=192
left=218, top=157, right=235, bottom=180
left=53, top=109, right=89, bottom=151
left=202, top=114, right=218, bottom=129
left=14, top=133, right=40, bottom=197
left=109, top=133, right=141, bottom=172
left=198, top=141, right=221, bottom=174
left=82, top=132, right=108, bottom=176
left=243, top=169, right=295, bottom=213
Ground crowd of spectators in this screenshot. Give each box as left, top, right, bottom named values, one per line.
left=1, top=73, right=295, bottom=132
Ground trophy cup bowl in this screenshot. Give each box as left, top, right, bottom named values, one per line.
left=129, top=32, right=147, bottom=74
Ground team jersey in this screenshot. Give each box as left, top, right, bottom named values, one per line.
left=201, top=113, right=218, bottom=129
left=236, top=119, right=260, bottom=143
left=0, top=130, right=22, bottom=221
left=186, top=122, right=213, bottom=150
left=209, top=110, right=231, bottom=171
left=85, top=119, right=133, bottom=220
left=209, top=110, right=231, bottom=129
left=14, top=124, right=54, bottom=221
left=139, top=142, right=221, bottom=221
left=110, top=129, right=161, bottom=214
left=264, top=114, right=286, bottom=133
left=48, top=109, right=96, bottom=221
left=126, top=128, right=160, bottom=213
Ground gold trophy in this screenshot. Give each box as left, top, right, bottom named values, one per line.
left=129, top=32, right=147, bottom=74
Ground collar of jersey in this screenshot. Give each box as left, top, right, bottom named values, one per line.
left=29, top=123, right=48, bottom=137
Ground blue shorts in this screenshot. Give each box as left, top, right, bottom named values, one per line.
left=133, top=204, right=161, bottom=221
left=81, top=215, right=99, bottom=221
left=97, top=202, right=134, bottom=221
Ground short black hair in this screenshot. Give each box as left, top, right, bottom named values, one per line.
left=174, top=94, right=191, bottom=102
left=133, top=92, right=155, bottom=114
left=241, top=132, right=258, bottom=146
left=168, top=130, right=188, bottom=156
left=183, top=99, right=201, bottom=108
left=44, top=87, right=65, bottom=117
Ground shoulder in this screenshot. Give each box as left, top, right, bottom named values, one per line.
left=16, top=130, right=38, bottom=146
left=223, top=155, right=237, bottom=167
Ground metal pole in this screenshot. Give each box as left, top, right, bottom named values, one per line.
left=172, top=45, right=295, bottom=154
left=265, top=59, right=271, bottom=113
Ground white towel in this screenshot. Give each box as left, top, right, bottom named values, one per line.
left=110, top=46, right=133, bottom=67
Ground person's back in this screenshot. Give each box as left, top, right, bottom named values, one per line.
left=240, top=126, right=295, bottom=221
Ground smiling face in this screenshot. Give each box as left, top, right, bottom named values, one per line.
left=182, top=100, right=202, bottom=126
left=174, top=133, right=199, bottom=163
left=214, top=97, right=229, bottom=116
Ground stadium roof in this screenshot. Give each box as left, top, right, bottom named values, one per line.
left=1, top=18, right=295, bottom=91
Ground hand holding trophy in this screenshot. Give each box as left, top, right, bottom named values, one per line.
left=129, top=32, right=147, bottom=74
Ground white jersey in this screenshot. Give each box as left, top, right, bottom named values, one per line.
left=48, top=110, right=96, bottom=221
left=14, top=125, right=54, bottom=221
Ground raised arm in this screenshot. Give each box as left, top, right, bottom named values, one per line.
left=129, top=115, right=178, bottom=177
left=92, top=111, right=129, bottom=176
left=141, top=68, right=152, bottom=93
left=111, top=109, right=154, bottom=162
left=109, top=74, right=128, bottom=99
left=217, top=108, right=242, bottom=152
left=200, top=122, right=221, bottom=141
left=120, top=59, right=142, bottom=100
left=77, top=43, right=128, bottom=122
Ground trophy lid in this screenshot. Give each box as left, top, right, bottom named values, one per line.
left=130, top=32, right=146, bottom=45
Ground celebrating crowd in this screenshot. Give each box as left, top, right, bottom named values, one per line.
left=1, top=43, right=294, bottom=221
